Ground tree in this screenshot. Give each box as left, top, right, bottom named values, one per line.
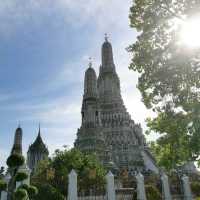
left=128, top=0, right=200, bottom=169
left=0, top=167, right=5, bottom=178
left=6, top=153, right=38, bottom=200
left=32, top=148, right=106, bottom=199
left=33, top=184, right=64, bottom=200
left=145, top=185, right=161, bottom=200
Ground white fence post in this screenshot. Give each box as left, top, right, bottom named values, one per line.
left=106, top=171, right=116, bottom=200
left=1, top=191, right=7, bottom=200
left=0, top=173, right=11, bottom=200
left=136, top=172, right=147, bottom=200
left=182, top=175, right=193, bottom=200
left=68, top=169, right=77, bottom=200
left=161, top=173, right=172, bottom=200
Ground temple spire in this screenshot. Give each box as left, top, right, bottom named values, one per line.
left=83, top=60, right=98, bottom=99
left=11, top=126, right=23, bottom=155
left=101, top=34, right=115, bottom=68
left=38, top=123, right=41, bottom=136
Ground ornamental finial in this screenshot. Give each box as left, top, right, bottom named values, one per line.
left=105, top=33, right=108, bottom=42
left=18, top=121, right=21, bottom=128
left=38, top=123, right=41, bottom=135
left=89, top=57, right=92, bottom=68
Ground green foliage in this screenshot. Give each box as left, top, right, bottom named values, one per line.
left=0, top=179, right=7, bottom=191
left=7, top=154, right=25, bottom=168
left=129, top=0, right=200, bottom=169
left=19, top=184, right=29, bottom=191
left=148, top=108, right=190, bottom=169
left=0, top=167, right=5, bottom=178
left=18, top=184, right=38, bottom=199
left=27, top=185, right=38, bottom=197
left=145, top=185, right=161, bottom=200
left=14, top=188, right=28, bottom=200
left=191, top=182, right=200, bottom=197
left=15, top=172, right=28, bottom=182
left=32, top=148, right=106, bottom=198
left=33, top=184, right=64, bottom=200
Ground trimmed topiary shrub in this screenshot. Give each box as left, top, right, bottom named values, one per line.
left=18, top=184, right=38, bottom=198
left=14, top=188, right=28, bottom=200
left=27, top=185, right=38, bottom=197
left=15, top=172, right=28, bottom=182
left=6, top=154, right=24, bottom=168
left=145, top=184, right=161, bottom=200
left=19, top=184, right=29, bottom=191
left=0, top=180, right=7, bottom=191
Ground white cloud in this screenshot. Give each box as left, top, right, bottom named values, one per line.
left=0, top=0, right=133, bottom=36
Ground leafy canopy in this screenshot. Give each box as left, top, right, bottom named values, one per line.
left=32, top=148, right=106, bottom=199
left=129, top=0, right=200, bottom=169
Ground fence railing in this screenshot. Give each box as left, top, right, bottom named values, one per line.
left=1, top=170, right=194, bottom=200
left=66, top=170, right=194, bottom=200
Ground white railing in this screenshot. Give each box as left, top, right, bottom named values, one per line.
left=1, top=170, right=194, bottom=200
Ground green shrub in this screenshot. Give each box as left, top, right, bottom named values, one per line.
left=14, top=188, right=28, bottom=200
left=18, top=184, right=38, bottom=198
left=7, top=154, right=24, bottom=168
left=34, top=184, right=65, bottom=200
left=145, top=184, right=161, bottom=200
left=15, top=172, right=28, bottom=182
left=19, top=184, right=29, bottom=191
left=28, top=185, right=38, bottom=197
left=0, top=180, right=7, bottom=191
left=191, top=182, right=200, bottom=197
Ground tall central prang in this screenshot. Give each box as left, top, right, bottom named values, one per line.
left=75, top=37, right=158, bottom=174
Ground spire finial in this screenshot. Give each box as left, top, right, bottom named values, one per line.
left=105, top=33, right=108, bottom=42
left=38, top=123, right=41, bottom=136
left=89, top=57, right=92, bottom=68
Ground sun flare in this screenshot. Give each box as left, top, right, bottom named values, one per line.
left=180, top=17, right=200, bottom=48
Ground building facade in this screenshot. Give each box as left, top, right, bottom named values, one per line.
left=27, top=127, right=49, bottom=172
left=75, top=38, right=158, bottom=173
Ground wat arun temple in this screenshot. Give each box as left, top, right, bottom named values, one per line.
left=8, top=37, right=158, bottom=174
left=74, top=38, right=158, bottom=174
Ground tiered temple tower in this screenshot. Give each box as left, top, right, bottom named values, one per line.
left=27, top=126, right=49, bottom=172
left=7, top=126, right=31, bottom=200
left=75, top=38, right=158, bottom=173
left=74, top=62, right=109, bottom=164
left=10, top=126, right=23, bottom=155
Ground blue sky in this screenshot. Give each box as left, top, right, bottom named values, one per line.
left=0, top=0, right=156, bottom=167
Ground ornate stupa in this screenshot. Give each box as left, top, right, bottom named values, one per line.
left=27, top=126, right=49, bottom=172
left=75, top=37, right=158, bottom=173
left=10, top=126, right=23, bottom=155
left=75, top=61, right=110, bottom=165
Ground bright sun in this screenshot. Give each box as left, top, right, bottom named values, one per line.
left=180, top=17, right=200, bottom=48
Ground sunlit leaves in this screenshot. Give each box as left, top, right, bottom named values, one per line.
left=129, top=0, right=200, bottom=169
